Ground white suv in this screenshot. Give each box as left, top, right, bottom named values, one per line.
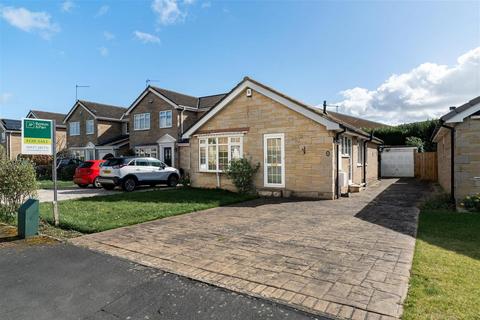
left=98, top=157, right=180, bottom=192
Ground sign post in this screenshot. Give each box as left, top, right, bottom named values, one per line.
left=21, top=118, right=59, bottom=226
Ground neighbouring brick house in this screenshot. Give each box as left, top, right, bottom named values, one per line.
left=0, top=118, right=21, bottom=160
left=182, top=77, right=382, bottom=199
left=26, top=110, right=68, bottom=152
left=122, top=86, right=225, bottom=168
left=64, top=100, right=129, bottom=160
left=432, top=96, right=480, bottom=203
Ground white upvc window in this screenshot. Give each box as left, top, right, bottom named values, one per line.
left=199, top=135, right=243, bottom=172
left=159, top=110, right=172, bottom=128
left=135, top=146, right=158, bottom=158
left=1, top=131, right=5, bottom=142
left=341, top=136, right=352, bottom=156
left=69, top=122, right=80, bottom=136
left=133, top=113, right=150, bottom=130
left=264, top=133, right=285, bottom=187
left=86, top=119, right=94, bottom=135
left=357, top=140, right=364, bottom=165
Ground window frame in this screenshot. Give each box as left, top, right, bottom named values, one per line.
left=69, top=122, right=80, bottom=136
left=135, top=146, right=158, bottom=158
left=357, top=140, right=364, bottom=166
left=133, top=113, right=151, bottom=131
left=341, top=136, right=352, bottom=157
left=86, top=119, right=94, bottom=135
left=159, top=110, right=173, bottom=128
left=198, top=134, right=243, bottom=173
left=263, top=133, right=285, bottom=188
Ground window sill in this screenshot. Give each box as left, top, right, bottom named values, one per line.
left=159, top=126, right=173, bottom=129
left=341, top=155, right=350, bottom=158
left=133, top=128, right=150, bottom=131
left=199, top=170, right=225, bottom=174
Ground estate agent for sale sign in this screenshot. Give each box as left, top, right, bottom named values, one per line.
left=21, top=118, right=53, bottom=155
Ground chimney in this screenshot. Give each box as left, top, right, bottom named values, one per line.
left=323, top=100, right=327, bottom=114
left=449, top=106, right=456, bottom=111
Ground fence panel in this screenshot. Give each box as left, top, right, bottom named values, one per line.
left=414, top=152, right=438, bottom=181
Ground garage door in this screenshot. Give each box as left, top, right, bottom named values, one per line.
left=381, top=147, right=416, bottom=177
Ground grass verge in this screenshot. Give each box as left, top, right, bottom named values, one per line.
left=40, top=187, right=256, bottom=233
left=403, top=209, right=480, bottom=320
left=37, top=180, right=77, bottom=189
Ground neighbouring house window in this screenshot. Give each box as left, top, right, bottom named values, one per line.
left=1, top=131, right=5, bottom=142
left=123, top=122, right=129, bottom=134
left=341, top=136, right=352, bottom=156
left=357, top=140, right=364, bottom=164
left=199, top=135, right=243, bottom=172
left=133, top=113, right=150, bottom=130
left=86, top=120, right=94, bottom=135
left=70, top=122, right=80, bottom=136
left=135, top=146, right=158, bottom=158
left=159, top=110, right=172, bottom=128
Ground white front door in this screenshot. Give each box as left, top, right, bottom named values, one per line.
left=264, top=133, right=285, bottom=188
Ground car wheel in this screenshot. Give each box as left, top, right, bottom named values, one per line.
left=77, top=184, right=88, bottom=188
left=167, top=174, right=179, bottom=187
left=122, top=177, right=137, bottom=192
left=93, top=177, right=102, bottom=188
left=101, top=184, right=115, bottom=190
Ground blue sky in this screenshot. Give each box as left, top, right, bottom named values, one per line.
left=0, top=0, right=479, bottom=124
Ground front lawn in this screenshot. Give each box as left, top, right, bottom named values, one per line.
left=37, top=180, right=77, bottom=189
left=40, top=188, right=256, bottom=233
left=403, top=209, right=480, bottom=320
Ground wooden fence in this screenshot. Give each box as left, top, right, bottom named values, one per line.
left=414, top=152, right=438, bottom=181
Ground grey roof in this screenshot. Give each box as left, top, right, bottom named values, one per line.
left=78, top=100, right=126, bottom=119
left=29, top=110, right=67, bottom=127
left=327, top=111, right=389, bottom=130
left=150, top=86, right=226, bottom=109
left=1, top=119, right=21, bottom=131
left=440, top=95, right=480, bottom=122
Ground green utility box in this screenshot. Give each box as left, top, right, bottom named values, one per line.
left=18, top=198, right=39, bottom=238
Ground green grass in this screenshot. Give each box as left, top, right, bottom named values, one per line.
left=37, top=180, right=77, bottom=189
left=403, top=209, right=480, bottom=320
left=40, top=188, right=256, bottom=233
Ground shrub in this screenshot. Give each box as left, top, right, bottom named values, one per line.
left=0, top=158, right=37, bottom=222
left=17, top=154, right=52, bottom=166
left=36, top=164, right=53, bottom=180
left=406, top=136, right=425, bottom=152
left=421, top=193, right=455, bottom=211
left=58, top=164, right=77, bottom=181
left=179, top=173, right=191, bottom=187
left=225, top=158, right=260, bottom=194
left=461, top=194, right=480, bottom=212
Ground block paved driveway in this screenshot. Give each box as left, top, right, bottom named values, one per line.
left=72, top=179, right=430, bottom=320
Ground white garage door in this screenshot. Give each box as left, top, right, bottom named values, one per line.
left=381, top=147, right=416, bottom=177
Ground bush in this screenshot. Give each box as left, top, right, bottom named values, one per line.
left=461, top=194, right=480, bottom=212
left=17, top=154, right=53, bottom=166
left=58, top=164, right=77, bottom=181
left=406, top=136, right=425, bottom=152
left=225, top=158, right=260, bottom=194
left=0, top=158, right=37, bottom=222
left=421, top=193, right=455, bottom=211
left=36, top=164, right=53, bottom=180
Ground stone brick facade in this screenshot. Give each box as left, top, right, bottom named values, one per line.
left=185, top=88, right=379, bottom=199
left=436, top=117, right=480, bottom=202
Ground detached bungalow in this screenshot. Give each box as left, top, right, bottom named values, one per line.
left=432, top=96, right=480, bottom=202
left=0, top=119, right=21, bottom=160
left=182, top=77, right=382, bottom=199
left=64, top=100, right=129, bottom=160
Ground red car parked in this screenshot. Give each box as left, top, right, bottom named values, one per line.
left=73, top=160, right=105, bottom=188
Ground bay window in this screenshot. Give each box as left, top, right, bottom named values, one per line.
left=199, top=135, right=243, bottom=172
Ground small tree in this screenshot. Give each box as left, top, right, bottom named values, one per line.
left=406, top=136, right=425, bottom=152
left=225, top=158, right=260, bottom=194
left=0, top=158, right=37, bottom=222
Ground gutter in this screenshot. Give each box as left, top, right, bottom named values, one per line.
left=335, top=126, right=347, bottom=199
left=441, top=123, right=456, bottom=203
left=363, top=131, right=374, bottom=186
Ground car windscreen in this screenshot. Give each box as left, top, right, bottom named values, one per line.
left=103, top=158, right=128, bottom=167
left=78, top=162, right=94, bottom=168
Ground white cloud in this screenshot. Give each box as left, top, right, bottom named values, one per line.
left=334, top=47, right=480, bottom=124
left=103, top=31, right=115, bottom=40
left=133, top=31, right=160, bottom=44
left=151, top=0, right=189, bottom=25
left=0, top=93, right=12, bottom=105
left=95, top=5, right=109, bottom=17
left=98, top=46, right=109, bottom=57
left=61, top=0, right=75, bottom=13
left=0, top=6, right=60, bottom=39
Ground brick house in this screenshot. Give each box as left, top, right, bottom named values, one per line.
left=122, top=86, right=225, bottom=167
left=64, top=100, right=129, bottom=160
left=26, top=110, right=68, bottom=152
left=0, top=119, right=21, bottom=160
left=432, top=96, right=480, bottom=203
left=182, top=77, right=382, bottom=199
